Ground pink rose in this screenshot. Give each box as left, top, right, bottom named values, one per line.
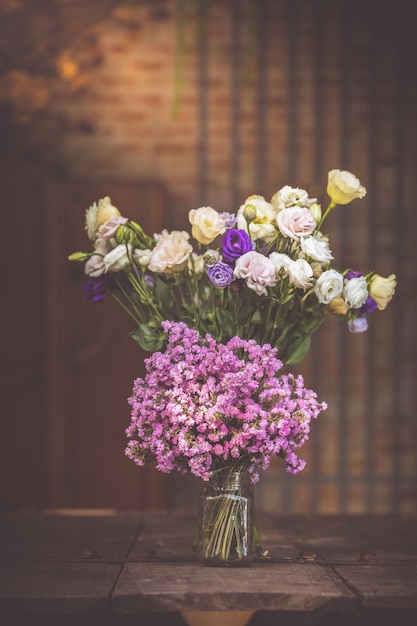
left=277, top=206, right=316, bottom=240
left=233, top=251, right=277, bottom=295
left=148, top=231, right=193, bottom=273
left=97, top=216, right=128, bottom=241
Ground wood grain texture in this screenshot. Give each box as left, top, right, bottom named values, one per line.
left=0, top=512, right=416, bottom=618
left=332, top=564, right=417, bottom=609
left=0, top=562, right=121, bottom=614
left=113, top=561, right=355, bottom=613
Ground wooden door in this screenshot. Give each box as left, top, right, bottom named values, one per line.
left=2, top=157, right=171, bottom=511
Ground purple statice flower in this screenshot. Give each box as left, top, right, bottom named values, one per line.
left=221, top=228, right=253, bottom=263
left=125, top=321, right=327, bottom=481
left=83, top=274, right=115, bottom=302
left=348, top=316, right=368, bottom=333
left=206, top=262, right=234, bottom=288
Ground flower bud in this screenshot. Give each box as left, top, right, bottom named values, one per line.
left=114, top=224, right=135, bottom=245
left=68, top=251, right=91, bottom=262
left=243, top=203, right=257, bottom=222
left=309, top=202, right=322, bottom=223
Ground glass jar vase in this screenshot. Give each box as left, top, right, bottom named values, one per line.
left=198, top=466, right=254, bottom=567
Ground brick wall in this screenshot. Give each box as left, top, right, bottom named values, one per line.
left=2, top=0, right=416, bottom=514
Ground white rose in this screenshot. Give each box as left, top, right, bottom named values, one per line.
left=300, top=234, right=333, bottom=265
left=268, top=252, right=292, bottom=277
left=327, top=169, right=367, bottom=205
left=84, top=240, right=111, bottom=277
left=148, top=231, right=193, bottom=273
left=270, top=185, right=309, bottom=210
left=236, top=195, right=278, bottom=242
left=343, top=276, right=368, bottom=309
left=234, top=251, right=277, bottom=296
left=287, top=258, right=314, bottom=289
left=133, top=248, right=153, bottom=266
left=313, top=269, right=344, bottom=304
left=103, top=244, right=132, bottom=273
left=189, top=207, right=226, bottom=245
left=277, top=206, right=316, bottom=241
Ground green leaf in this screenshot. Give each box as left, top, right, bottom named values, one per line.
left=216, top=307, right=235, bottom=338
left=285, top=335, right=312, bottom=365
left=249, top=309, right=262, bottom=324
left=153, top=276, right=173, bottom=309
left=131, top=324, right=165, bottom=352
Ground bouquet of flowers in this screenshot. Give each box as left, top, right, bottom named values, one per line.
left=69, top=169, right=396, bottom=366
left=69, top=168, right=396, bottom=564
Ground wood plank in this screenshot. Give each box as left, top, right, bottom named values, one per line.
left=333, top=564, right=417, bottom=609
left=0, top=512, right=141, bottom=562
left=127, top=512, right=198, bottom=561
left=112, top=562, right=356, bottom=614
left=257, top=514, right=417, bottom=562
left=0, top=562, right=121, bottom=614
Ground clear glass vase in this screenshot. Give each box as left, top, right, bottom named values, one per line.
left=198, top=466, right=254, bottom=567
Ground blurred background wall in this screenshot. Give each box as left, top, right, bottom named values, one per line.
left=1, top=0, right=416, bottom=515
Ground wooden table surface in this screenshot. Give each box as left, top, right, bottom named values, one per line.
left=0, top=510, right=416, bottom=625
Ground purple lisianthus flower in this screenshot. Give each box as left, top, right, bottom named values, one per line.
left=360, top=295, right=378, bottom=315
left=347, top=316, right=368, bottom=334
left=83, top=274, right=115, bottom=302
left=222, top=229, right=252, bottom=263
left=206, top=262, right=234, bottom=288
left=345, top=270, right=364, bottom=279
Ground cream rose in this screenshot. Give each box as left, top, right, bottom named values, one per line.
left=236, top=195, right=278, bottom=242
left=327, top=169, right=367, bottom=205
left=85, top=196, right=121, bottom=241
left=270, top=185, right=309, bottom=210
left=277, top=206, right=316, bottom=241
left=369, top=273, right=397, bottom=310
left=233, top=251, right=277, bottom=296
left=148, top=230, right=193, bottom=273
left=343, top=276, right=368, bottom=309
left=189, top=207, right=226, bottom=245
left=287, top=258, right=314, bottom=289
left=300, top=234, right=333, bottom=265
left=313, top=269, right=344, bottom=304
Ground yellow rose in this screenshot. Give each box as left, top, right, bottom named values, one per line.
left=327, top=169, right=367, bottom=205
left=369, top=274, right=397, bottom=310
left=328, top=296, right=347, bottom=315
left=85, top=196, right=121, bottom=241
left=189, top=206, right=226, bottom=245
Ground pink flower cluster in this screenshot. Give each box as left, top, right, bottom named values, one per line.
left=125, top=321, right=327, bottom=481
